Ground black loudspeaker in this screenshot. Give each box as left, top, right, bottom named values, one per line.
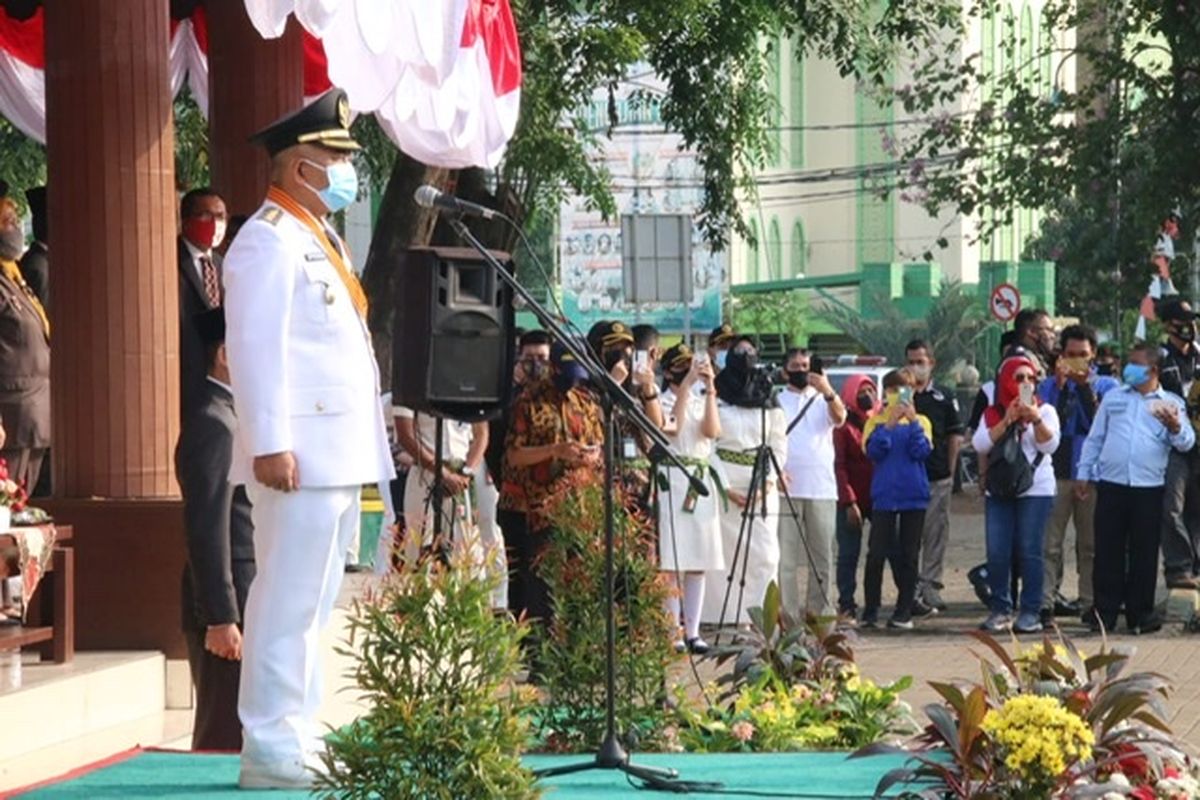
left=392, top=246, right=515, bottom=422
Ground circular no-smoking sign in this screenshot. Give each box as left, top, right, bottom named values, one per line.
left=990, top=283, right=1021, bottom=323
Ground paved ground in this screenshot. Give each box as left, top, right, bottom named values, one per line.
left=336, top=490, right=1200, bottom=750
left=712, top=491, right=1200, bottom=748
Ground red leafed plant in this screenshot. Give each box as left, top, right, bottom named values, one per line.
left=0, top=458, right=28, bottom=512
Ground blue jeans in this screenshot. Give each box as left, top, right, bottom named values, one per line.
left=985, top=495, right=1053, bottom=616
left=835, top=506, right=862, bottom=613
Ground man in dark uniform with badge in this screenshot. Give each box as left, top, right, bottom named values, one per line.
left=175, top=307, right=254, bottom=751
left=1157, top=298, right=1200, bottom=591
left=223, top=89, right=394, bottom=788
left=904, top=339, right=965, bottom=614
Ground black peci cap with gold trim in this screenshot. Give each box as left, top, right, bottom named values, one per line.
left=248, top=88, right=360, bottom=156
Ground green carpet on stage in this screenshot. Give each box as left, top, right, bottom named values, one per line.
left=13, top=750, right=919, bottom=798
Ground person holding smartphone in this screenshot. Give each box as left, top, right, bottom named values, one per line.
left=503, top=343, right=606, bottom=663
left=656, top=344, right=723, bottom=653
left=777, top=348, right=846, bottom=621
left=1036, top=324, right=1119, bottom=627
left=860, top=368, right=931, bottom=630
left=973, top=356, right=1061, bottom=634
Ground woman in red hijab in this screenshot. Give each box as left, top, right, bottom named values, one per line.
left=833, top=374, right=881, bottom=622
left=972, top=355, right=1061, bottom=634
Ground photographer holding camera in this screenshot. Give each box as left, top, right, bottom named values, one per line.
left=705, top=335, right=788, bottom=625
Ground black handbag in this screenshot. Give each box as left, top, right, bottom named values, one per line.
left=985, top=424, right=1044, bottom=499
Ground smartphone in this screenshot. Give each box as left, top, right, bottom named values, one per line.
left=1060, top=357, right=1088, bottom=374
left=634, top=350, right=649, bottom=372
left=694, top=353, right=710, bottom=368
left=898, top=386, right=913, bottom=406
left=1019, top=382, right=1035, bottom=405
left=810, top=355, right=825, bottom=375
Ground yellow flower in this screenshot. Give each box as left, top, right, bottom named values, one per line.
left=981, top=695, right=1094, bottom=783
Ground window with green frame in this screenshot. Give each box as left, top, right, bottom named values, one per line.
left=768, top=33, right=783, bottom=167
left=747, top=218, right=761, bottom=282
left=789, top=40, right=804, bottom=167
left=768, top=217, right=782, bottom=281
left=790, top=219, right=807, bottom=277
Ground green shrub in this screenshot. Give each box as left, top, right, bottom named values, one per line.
left=315, top=535, right=539, bottom=799
left=533, top=476, right=678, bottom=752
left=672, top=582, right=914, bottom=753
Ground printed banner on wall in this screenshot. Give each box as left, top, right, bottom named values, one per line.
left=559, top=70, right=723, bottom=334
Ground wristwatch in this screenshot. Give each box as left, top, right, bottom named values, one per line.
left=823, top=392, right=837, bottom=403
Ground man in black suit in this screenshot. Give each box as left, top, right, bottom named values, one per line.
left=19, top=186, right=48, bottom=310
left=176, top=306, right=255, bottom=751
left=178, top=188, right=228, bottom=414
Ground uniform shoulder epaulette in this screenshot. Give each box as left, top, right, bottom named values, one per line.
left=258, top=206, right=284, bottom=226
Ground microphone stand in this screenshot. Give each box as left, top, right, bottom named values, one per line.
left=445, top=215, right=710, bottom=790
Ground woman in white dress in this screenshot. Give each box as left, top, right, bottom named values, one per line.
left=657, top=344, right=724, bottom=654
left=704, top=337, right=788, bottom=626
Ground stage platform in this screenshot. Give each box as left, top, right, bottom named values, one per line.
left=10, top=748, right=916, bottom=798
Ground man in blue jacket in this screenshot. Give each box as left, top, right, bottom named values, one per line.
left=1037, top=324, right=1118, bottom=626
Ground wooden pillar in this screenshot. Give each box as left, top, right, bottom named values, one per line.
left=45, top=0, right=178, bottom=499
left=207, top=0, right=304, bottom=216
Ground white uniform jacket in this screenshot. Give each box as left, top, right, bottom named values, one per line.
left=222, top=197, right=395, bottom=489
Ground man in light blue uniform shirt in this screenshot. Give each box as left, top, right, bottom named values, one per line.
left=1076, top=343, right=1195, bottom=635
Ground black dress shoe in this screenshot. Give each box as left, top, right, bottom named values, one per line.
left=1166, top=575, right=1200, bottom=590
left=1084, top=609, right=1115, bottom=634
left=910, top=598, right=936, bottom=618
left=1129, top=617, right=1163, bottom=636
left=1053, top=595, right=1081, bottom=617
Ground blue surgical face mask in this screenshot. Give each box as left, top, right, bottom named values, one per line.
left=302, top=159, right=359, bottom=212
left=714, top=350, right=728, bottom=370
left=1123, top=363, right=1152, bottom=387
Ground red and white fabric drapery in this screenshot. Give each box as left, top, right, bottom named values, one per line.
left=244, top=0, right=521, bottom=169
left=0, top=5, right=333, bottom=144
left=0, top=1, right=520, bottom=170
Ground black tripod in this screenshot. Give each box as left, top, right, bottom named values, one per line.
left=715, top=398, right=834, bottom=638
left=444, top=215, right=707, bottom=790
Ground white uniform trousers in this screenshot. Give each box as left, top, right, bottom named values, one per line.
left=474, top=462, right=508, bottom=609
left=239, top=483, right=360, bottom=766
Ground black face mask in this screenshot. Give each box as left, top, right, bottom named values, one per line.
left=856, top=395, right=875, bottom=412
left=667, top=370, right=690, bottom=386
left=786, top=370, right=809, bottom=389
left=1096, top=363, right=1115, bottom=376
left=726, top=350, right=757, bottom=373
left=603, top=350, right=628, bottom=371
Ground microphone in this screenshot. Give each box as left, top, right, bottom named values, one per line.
left=413, top=185, right=500, bottom=220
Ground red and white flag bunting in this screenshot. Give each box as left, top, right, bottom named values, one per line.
left=0, top=1, right=520, bottom=170
left=245, top=0, right=522, bottom=169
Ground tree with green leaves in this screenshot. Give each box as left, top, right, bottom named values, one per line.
left=358, top=0, right=965, bottom=382
left=817, top=280, right=993, bottom=385
left=886, top=0, right=1200, bottom=332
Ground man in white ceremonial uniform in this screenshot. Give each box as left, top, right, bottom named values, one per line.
left=222, top=89, right=394, bottom=790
